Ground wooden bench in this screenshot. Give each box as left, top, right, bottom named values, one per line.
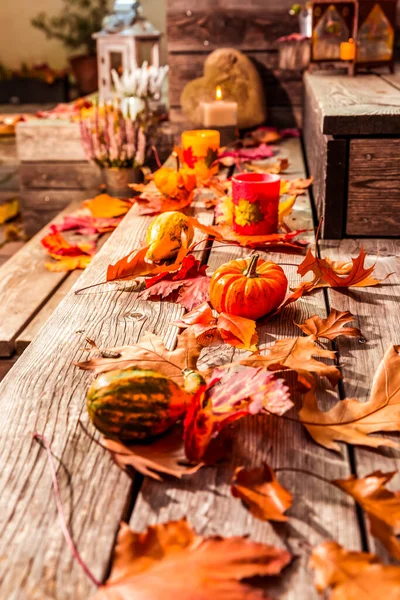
left=0, top=136, right=398, bottom=598
left=0, top=201, right=85, bottom=379
left=303, top=69, right=400, bottom=238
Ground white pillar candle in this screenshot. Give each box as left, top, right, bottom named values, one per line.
left=201, top=86, right=238, bottom=128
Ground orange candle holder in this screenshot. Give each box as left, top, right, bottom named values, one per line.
left=231, top=172, right=281, bottom=235
left=181, top=129, right=220, bottom=175
left=340, top=38, right=356, bottom=61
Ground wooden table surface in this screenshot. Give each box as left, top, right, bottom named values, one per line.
left=0, top=137, right=399, bottom=599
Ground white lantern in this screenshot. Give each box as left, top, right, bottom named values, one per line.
left=93, top=0, right=161, bottom=101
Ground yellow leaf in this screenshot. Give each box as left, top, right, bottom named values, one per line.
left=45, top=255, right=92, bottom=272
left=83, top=193, right=132, bottom=218
left=0, top=199, right=19, bottom=224
left=278, top=194, right=297, bottom=225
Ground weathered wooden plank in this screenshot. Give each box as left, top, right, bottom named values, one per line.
left=167, top=9, right=297, bottom=53
left=0, top=164, right=20, bottom=191
left=15, top=270, right=83, bottom=354
left=129, top=138, right=362, bottom=598
left=321, top=238, right=400, bottom=563
left=20, top=162, right=102, bottom=190
left=0, top=201, right=81, bottom=356
left=303, top=74, right=347, bottom=239
left=20, top=189, right=99, bottom=237
left=347, top=139, right=400, bottom=237
left=304, top=72, right=400, bottom=135
left=168, top=52, right=303, bottom=108
left=0, top=356, right=18, bottom=383
left=16, top=120, right=86, bottom=162
left=0, top=135, right=18, bottom=163
left=0, top=193, right=214, bottom=598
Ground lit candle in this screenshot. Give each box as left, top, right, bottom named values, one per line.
left=181, top=129, right=220, bottom=159
left=201, top=86, right=238, bottom=128
left=340, top=38, right=356, bottom=61
left=231, top=172, right=281, bottom=235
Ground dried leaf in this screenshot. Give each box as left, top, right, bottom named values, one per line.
left=279, top=194, right=297, bottom=225
left=280, top=177, right=313, bottom=195
left=75, top=329, right=201, bottom=386
left=174, top=302, right=258, bottom=351
left=240, top=335, right=340, bottom=388
left=219, top=144, right=275, bottom=162
left=41, top=228, right=96, bottom=257
left=296, top=309, right=362, bottom=340
left=102, top=427, right=202, bottom=481
left=144, top=254, right=207, bottom=288
left=296, top=247, right=391, bottom=292
left=299, top=344, right=400, bottom=451
left=133, top=189, right=194, bottom=215
left=83, top=193, right=132, bottom=218
left=93, top=519, right=292, bottom=600
left=45, top=255, right=92, bottom=272
left=184, top=365, right=292, bottom=462
left=51, top=212, right=122, bottom=235
left=309, top=541, right=400, bottom=600
left=242, top=127, right=281, bottom=146
left=0, top=198, right=19, bottom=224
left=231, top=464, right=293, bottom=522
left=333, top=471, right=400, bottom=560
left=247, top=158, right=290, bottom=175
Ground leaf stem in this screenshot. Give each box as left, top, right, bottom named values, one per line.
left=33, top=433, right=102, bottom=588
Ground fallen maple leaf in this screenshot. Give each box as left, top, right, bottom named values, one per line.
left=296, top=308, right=362, bottom=340
left=83, top=193, right=132, bottom=218
left=296, top=247, right=391, bottom=292
left=184, top=365, right=292, bottom=462
left=174, top=302, right=258, bottom=351
left=75, top=329, right=201, bottom=387
left=144, top=254, right=207, bottom=287
left=299, top=344, right=400, bottom=451
left=280, top=177, right=313, bottom=195
left=309, top=541, right=400, bottom=600
left=240, top=335, right=340, bottom=388
left=242, top=127, right=281, bottom=147
left=219, top=144, right=275, bottom=163
left=333, top=471, right=400, bottom=560
left=52, top=212, right=123, bottom=235
left=41, top=227, right=96, bottom=257
left=93, top=519, right=292, bottom=600
left=231, top=464, right=292, bottom=522
left=45, top=255, right=92, bottom=272
left=279, top=194, right=297, bottom=226
left=246, top=158, right=290, bottom=175
left=133, top=189, right=194, bottom=215
left=141, top=276, right=211, bottom=311
left=102, top=427, right=203, bottom=481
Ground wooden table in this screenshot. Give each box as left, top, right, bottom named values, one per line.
left=0, top=137, right=398, bottom=599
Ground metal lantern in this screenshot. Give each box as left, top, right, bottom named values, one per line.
left=93, top=0, right=161, bottom=100
left=310, top=0, right=397, bottom=74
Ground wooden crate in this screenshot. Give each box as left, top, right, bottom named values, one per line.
left=166, top=0, right=306, bottom=130
left=303, top=70, right=400, bottom=238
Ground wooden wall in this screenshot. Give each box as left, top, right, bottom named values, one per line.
left=166, top=0, right=304, bottom=129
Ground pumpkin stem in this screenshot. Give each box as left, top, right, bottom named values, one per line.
left=244, top=254, right=259, bottom=278
left=172, top=151, right=180, bottom=172
left=182, top=368, right=206, bottom=394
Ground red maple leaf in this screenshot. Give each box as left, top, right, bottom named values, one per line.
left=184, top=365, right=292, bottom=462
left=182, top=146, right=197, bottom=168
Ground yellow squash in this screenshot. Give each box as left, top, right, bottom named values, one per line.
left=145, top=211, right=194, bottom=263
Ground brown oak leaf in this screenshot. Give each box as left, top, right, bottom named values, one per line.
left=102, top=426, right=202, bottom=481
left=240, top=335, right=341, bottom=388
left=184, top=365, right=292, bottom=462
left=296, top=308, right=362, bottom=340
left=280, top=177, right=313, bottom=195
left=309, top=541, right=400, bottom=600
left=74, top=329, right=201, bottom=387
left=333, top=471, right=400, bottom=560
left=93, top=519, right=292, bottom=600
left=299, top=344, right=400, bottom=451
left=231, top=464, right=293, bottom=522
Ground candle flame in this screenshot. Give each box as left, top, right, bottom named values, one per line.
left=216, top=86, right=222, bottom=101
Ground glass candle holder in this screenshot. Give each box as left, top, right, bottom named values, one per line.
left=181, top=129, right=220, bottom=177
left=231, top=172, right=280, bottom=235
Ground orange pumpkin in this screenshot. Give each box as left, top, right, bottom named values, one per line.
left=209, top=254, right=288, bottom=320
left=153, top=153, right=197, bottom=201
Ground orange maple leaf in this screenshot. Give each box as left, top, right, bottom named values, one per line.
left=83, top=193, right=133, bottom=218
left=93, top=519, right=292, bottom=600
left=296, top=308, right=362, bottom=340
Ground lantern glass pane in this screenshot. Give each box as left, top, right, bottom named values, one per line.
left=136, top=40, right=154, bottom=65
left=110, top=51, right=124, bottom=75
left=357, top=4, right=394, bottom=62
left=313, top=4, right=351, bottom=60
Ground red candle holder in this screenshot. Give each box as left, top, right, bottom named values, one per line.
left=231, top=172, right=280, bottom=235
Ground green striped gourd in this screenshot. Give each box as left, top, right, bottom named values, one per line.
left=86, top=368, right=198, bottom=441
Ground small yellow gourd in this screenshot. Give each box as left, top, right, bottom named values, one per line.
left=145, top=211, right=194, bottom=263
